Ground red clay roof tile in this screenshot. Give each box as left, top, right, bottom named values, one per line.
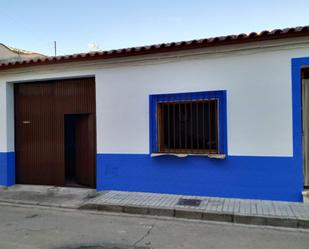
left=1, top=25, right=309, bottom=70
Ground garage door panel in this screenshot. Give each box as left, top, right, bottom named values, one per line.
left=14, top=78, right=96, bottom=187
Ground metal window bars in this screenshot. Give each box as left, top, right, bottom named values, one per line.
left=157, top=99, right=218, bottom=154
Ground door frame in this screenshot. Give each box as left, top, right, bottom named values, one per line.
left=292, top=58, right=309, bottom=192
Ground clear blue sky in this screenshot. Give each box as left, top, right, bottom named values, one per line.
left=1, top=0, right=309, bottom=56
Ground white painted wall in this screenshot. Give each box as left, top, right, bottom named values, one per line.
left=0, top=82, right=7, bottom=151
left=1, top=39, right=309, bottom=156
left=96, top=51, right=294, bottom=156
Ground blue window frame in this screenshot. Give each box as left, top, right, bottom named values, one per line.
left=149, top=90, right=227, bottom=155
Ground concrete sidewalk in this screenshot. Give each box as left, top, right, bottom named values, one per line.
left=1, top=185, right=309, bottom=230
left=0, top=184, right=97, bottom=208
left=81, top=191, right=309, bottom=229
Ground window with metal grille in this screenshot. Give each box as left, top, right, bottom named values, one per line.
left=150, top=90, right=227, bottom=156
left=157, top=100, right=218, bottom=154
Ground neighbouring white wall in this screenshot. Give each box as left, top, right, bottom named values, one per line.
left=0, top=82, right=7, bottom=151
left=1, top=39, right=309, bottom=156
left=0, top=45, right=16, bottom=61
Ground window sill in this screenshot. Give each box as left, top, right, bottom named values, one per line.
left=150, top=153, right=226, bottom=159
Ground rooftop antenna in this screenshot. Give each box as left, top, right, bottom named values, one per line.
left=88, top=42, right=100, bottom=51
left=54, top=41, right=57, bottom=56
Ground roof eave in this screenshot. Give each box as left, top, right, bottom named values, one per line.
left=1, top=25, right=309, bottom=71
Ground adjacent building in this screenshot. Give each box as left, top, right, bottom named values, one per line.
left=0, top=43, right=45, bottom=63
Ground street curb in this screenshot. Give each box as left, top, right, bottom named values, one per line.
left=174, top=208, right=203, bottom=219
left=123, top=205, right=148, bottom=215
left=0, top=199, right=81, bottom=209
left=298, top=219, right=309, bottom=229
left=148, top=207, right=174, bottom=217
left=233, top=214, right=266, bottom=225
left=203, top=211, right=233, bottom=222
left=79, top=203, right=309, bottom=229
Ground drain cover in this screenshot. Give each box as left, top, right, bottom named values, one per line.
left=177, top=198, right=201, bottom=207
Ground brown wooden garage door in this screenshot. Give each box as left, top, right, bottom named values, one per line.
left=14, top=78, right=96, bottom=188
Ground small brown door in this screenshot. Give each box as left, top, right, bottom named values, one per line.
left=75, top=114, right=96, bottom=187
left=64, top=114, right=96, bottom=188
left=15, top=78, right=96, bottom=188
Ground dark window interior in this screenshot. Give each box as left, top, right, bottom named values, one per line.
left=157, top=99, right=218, bottom=154
left=303, top=71, right=309, bottom=79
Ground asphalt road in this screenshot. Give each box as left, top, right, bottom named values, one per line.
left=0, top=204, right=308, bottom=249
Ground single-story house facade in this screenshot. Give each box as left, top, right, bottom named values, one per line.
left=1, top=26, right=309, bottom=202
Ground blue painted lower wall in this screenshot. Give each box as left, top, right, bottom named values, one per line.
left=97, top=154, right=303, bottom=202
left=0, top=152, right=15, bottom=186
left=0, top=151, right=302, bottom=202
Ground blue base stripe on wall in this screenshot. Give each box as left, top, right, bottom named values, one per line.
left=97, top=154, right=303, bottom=202
left=0, top=152, right=15, bottom=186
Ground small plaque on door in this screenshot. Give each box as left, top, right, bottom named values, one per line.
left=22, top=121, right=31, bottom=124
